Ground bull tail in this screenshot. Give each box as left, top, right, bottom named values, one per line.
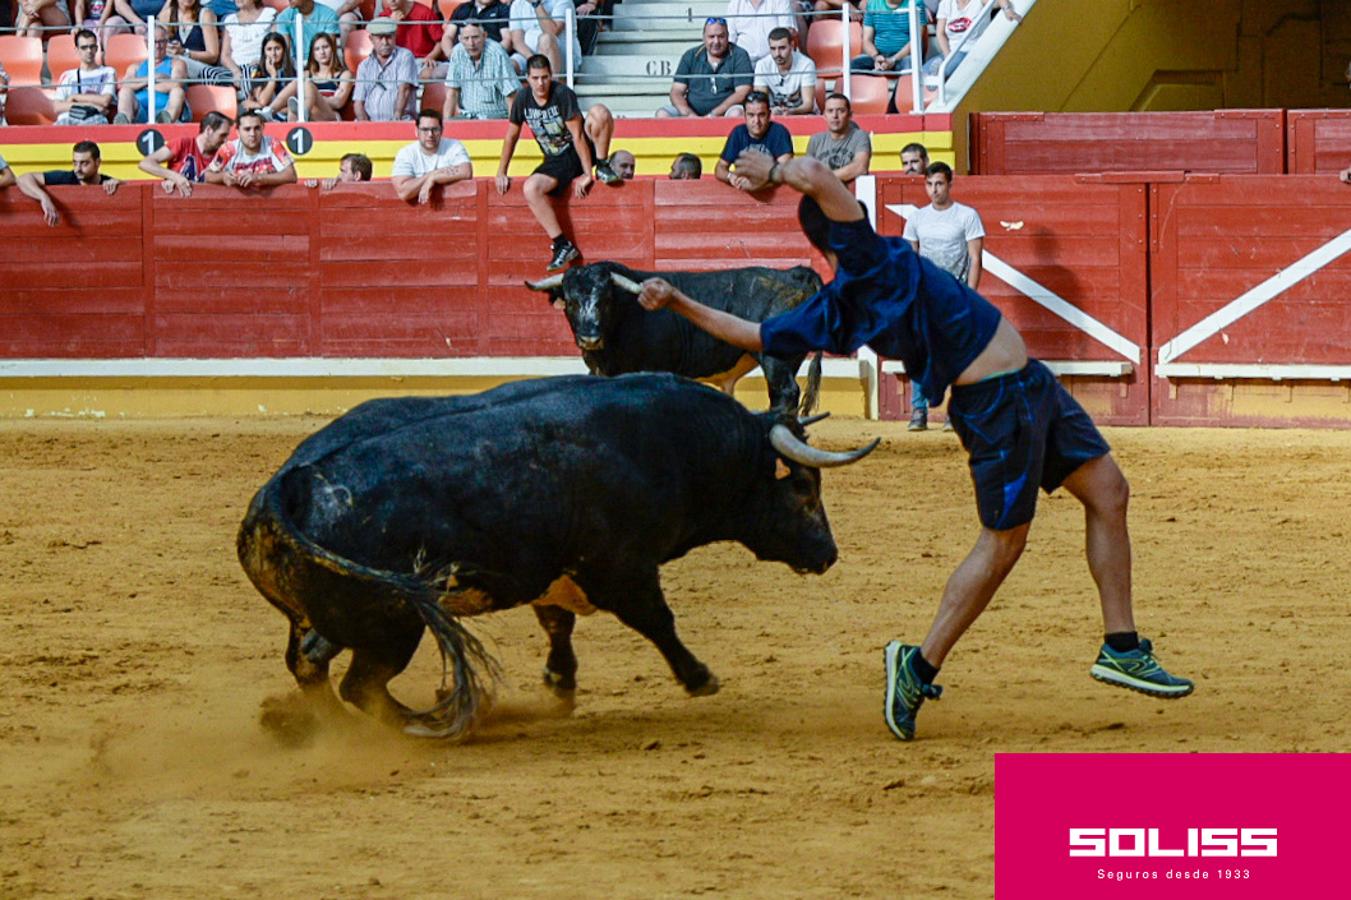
left=239, top=472, right=499, bottom=740
left=799, top=351, right=823, bottom=416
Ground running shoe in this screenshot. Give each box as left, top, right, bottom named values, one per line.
left=908, top=407, right=928, bottom=431
left=883, top=641, right=942, bottom=741
left=546, top=238, right=580, bottom=271
left=1090, top=638, right=1194, bottom=698
left=594, top=158, right=622, bottom=185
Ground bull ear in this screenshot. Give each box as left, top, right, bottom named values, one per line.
left=774, top=458, right=791, bottom=480
left=525, top=274, right=565, bottom=293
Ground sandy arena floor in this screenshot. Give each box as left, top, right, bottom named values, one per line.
left=1, top=415, right=1347, bottom=898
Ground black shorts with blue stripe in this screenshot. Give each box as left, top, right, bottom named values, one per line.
left=947, top=359, right=1111, bottom=531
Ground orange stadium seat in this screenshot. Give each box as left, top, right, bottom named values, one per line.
left=419, top=80, right=446, bottom=114
left=0, top=36, right=44, bottom=87
left=46, top=34, right=83, bottom=83
left=104, top=33, right=149, bottom=80
left=5, top=86, right=57, bottom=125
left=261, top=0, right=289, bottom=11
left=849, top=74, right=893, bottom=114
left=186, top=84, right=239, bottom=122
left=344, top=29, right=373, bottom=73
left=806, top=20, right=861, bottom=76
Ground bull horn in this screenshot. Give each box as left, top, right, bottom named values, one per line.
left=525, top=274, right=565, bottom=292
left=610, top=272, right=643, bottom=294
left=798, top=412, right=831, bottom=427
left=770, top=424, right=879, bottom=469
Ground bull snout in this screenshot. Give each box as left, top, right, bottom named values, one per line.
left=575, top=335, right=605, bottom=351
left=790, top=535, right=838, bottom=575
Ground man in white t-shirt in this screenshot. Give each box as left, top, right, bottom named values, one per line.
left=902, top=160, right=984, bottom=430
left=752, top=27, right=816, bottom=115
left=390, top=109, right=473, bottom=205
left=508, top=0, right=581, bottom=75
left=726, top=0, right=798, bottom=64
left=54, top=29, right=117, bottom=125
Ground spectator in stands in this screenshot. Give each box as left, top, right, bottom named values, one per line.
left=927, top=0, right=1019, bottom=80
left=806, top=92, right=870, bottom=182
left=16, top=141, right=120, bottom=228
left=274, top=0, right=340, bottom=66
left=138, top=110, right=233, bottom=195
left=391, top=108, right=473, bottom=204
left=574, top=0, right=612, bottom=57
left=813, top=0, right=862, bottom=25
left=113, top=25, right=190, bottom=124
left=669, top=152, right=702, bottom=179
left=446, top=0, right=511, bottom=48
left=382, top=0, right=447, bottom=78
left=0, top=62, right=7, bottom=127
left=14, top=0, right=71, bottom=39
left=0, top=152, right=13, bottom=188
left=206, top=109, right=298, bottom=188
left=726, top=0, right=796, bottom=65
left=53, top=29, right=118, bottom=126
left=166, top=0, right=222, bottom=71
left=314, top=0, right=363, bottom=41
left=900, top=140, right=927, bottom=173
left=753, top=26, right=816, bottom=115
left=445, top=22, right=518, bottom=119
left=901, top=160, right=984, bottom=430
left=610, top=149, right=635, bottom=179
left=716, top=90, right=792, bottom=191
left=354, top=17, right=419, bottom=121
left=853, top=0, right=925, bottom=74
left=308, top=151, right=373, bottom=188
left=221, top=0, right=279, bottom=92
left=272, top=32, right=352, bottom=121
left=495, top=54, right=621, bottom=270
left=74, top=0, right=131, bottom=43
left=507, top=0, right=581, bottom=77
left=240, top=31, right=297, bottom=121
left=656, top=18, right=752, bottom=118
left=109, top=0, right=167, bottom=36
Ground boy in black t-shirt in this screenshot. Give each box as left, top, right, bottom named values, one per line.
left=15, top=140, right=120, bottom=228
left=495, top=54, right=622, bottom=270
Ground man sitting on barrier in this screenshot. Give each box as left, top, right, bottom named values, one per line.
left=138, top=111, right=234, bottom=197
left=205, top=110, right=299, bottom=189
left=16, top=141, right=120, bottom=228
left=391, top=108, right=473, bottom=205
left=636, top=153, right=1195, bottom=742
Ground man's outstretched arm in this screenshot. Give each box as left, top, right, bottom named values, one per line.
left=637, top=279, right=763, bottom=352
left=732, top=154, right=863, bottom=223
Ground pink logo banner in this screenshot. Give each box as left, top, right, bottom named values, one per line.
left=995, top=754, right=1349, bottom=898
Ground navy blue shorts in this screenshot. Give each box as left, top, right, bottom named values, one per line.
left=947, top=359, right=1111, bottom=531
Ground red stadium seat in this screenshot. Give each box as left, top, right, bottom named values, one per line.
left=186, top=84, right=239, bottom=122
left=5, top=86, right=57, bottom=125
left=104, top=33, right=149, bottom=81
left=806, top=20, right=847, bottom=76
left=849, top=74, right=893, bottom=114
left=0, top=36, right=44, bottom=87
left=419, top=80, right=446, bottom=115
left=261, top=0, right=289, bottom=11
left=46, top=34, right=83, bottom=83
left=344, top=29, right=373, bottom=74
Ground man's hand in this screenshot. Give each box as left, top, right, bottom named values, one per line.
left=417, top=176, right=435, bottom=205
left=222, top=170, right=240, bottom=187
left=874, top=53, right=891, bottom=71
left=637, top=277, right=678, bottom=312
left=168, top=174, right=191, bottom=197
left=236, top=170, right=257, bottom=188
left=40, top=197, right=59, bottom=227
left=731, top=151, right=775, bottom=192
left=572, top=173, right=592, bottom=198
left=103, top=178, right=120, bottom=196
left=496, top=173, right=510, bottom=194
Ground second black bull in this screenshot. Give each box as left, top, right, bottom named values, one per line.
left=527, top=261, right=825, bottom=415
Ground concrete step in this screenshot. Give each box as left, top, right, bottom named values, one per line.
left=581, top=54, right=685, bottom=78
left=594, top=32, right=696, bottom=57
left=605, top=0, right=724, bottom=32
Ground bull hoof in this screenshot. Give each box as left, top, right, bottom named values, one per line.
left=687, top=672, right=720, bottom=697
left=542, top=667, right=578, bottom=704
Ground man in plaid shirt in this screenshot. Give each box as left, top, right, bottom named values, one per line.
left=445, top=22, right=519, bottom=119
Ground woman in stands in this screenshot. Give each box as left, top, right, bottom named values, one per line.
left=270, top=31, right=352, bottom=122
left=14, top=0, right=71, bottom=39
left=241, top=30, right=296, bottom=121
left=220, top=0, right=278, bottom=94
left=73, top=0, right=131, bottom=44
left=109, top=0, right=166, bottom=35
left=166, top=0, right=221, bottom=67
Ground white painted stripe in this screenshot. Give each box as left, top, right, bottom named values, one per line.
left=880, top=359, right=1132, bottom=377
left=1156, top=363, right=1351, bottom=382
left=1157, top=228, right=1351, bottom=365
left=885, top=204, right=1141, bottom=364
left=0, top=356, right=863, bottom=380
left=981, top=252, right=1142, bottom=364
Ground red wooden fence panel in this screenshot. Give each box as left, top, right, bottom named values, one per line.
left=1285, top=110, right=1351, bottom=175
left=972, top=111, right=1286, bottom=176
left=652, top=179, right=826, bottom=273
left=1150, top=175, right=1351, bottom=427
left=872, top=174, right=1150, bottom=425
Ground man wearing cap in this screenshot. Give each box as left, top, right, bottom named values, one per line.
left=355, top=16, right=419, bottom=121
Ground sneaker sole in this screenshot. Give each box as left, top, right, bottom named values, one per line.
left=882, top=641, right=914, bottom=741
left=1090, top=665, right=1194, bottom=698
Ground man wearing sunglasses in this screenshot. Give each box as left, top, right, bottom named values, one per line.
left=53, top=29, right=117, bottom=125
left=656, top=17, right=752, bottom=118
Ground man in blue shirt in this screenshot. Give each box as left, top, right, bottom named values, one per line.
left=715, top=91, right=793, bottom=190
left=274, top=0, right=341, bottom=66
left=636, top=154, right=1193, bottom=741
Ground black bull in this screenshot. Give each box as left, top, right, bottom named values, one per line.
left=237, top=373, right=878, bottom=740
left=527, top=261, right=825, bottom=416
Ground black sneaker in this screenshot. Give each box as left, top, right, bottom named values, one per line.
left=546, top=239, right=580, bottom=271
left=594, top=158, right=621, bottom=185
left=908, top=407, right=928, bottom=431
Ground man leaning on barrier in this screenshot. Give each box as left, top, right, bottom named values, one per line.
left=139, top=110, right=234, bottom=196
left=205, top=109, right=298, bottom=189
left=391, top=108, right=473, bottom=205
left=16, top=141, right=120, bottom=229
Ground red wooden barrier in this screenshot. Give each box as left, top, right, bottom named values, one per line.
left=0, top=179, right=817, bottom=361
left=870, top=174, right=1150, bottom=425
left=1150, top=175, right=1351, bottom=427
left=972, top=111, right=1287, bottom=176
left=1286, top=110, right=1351, bottom=175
